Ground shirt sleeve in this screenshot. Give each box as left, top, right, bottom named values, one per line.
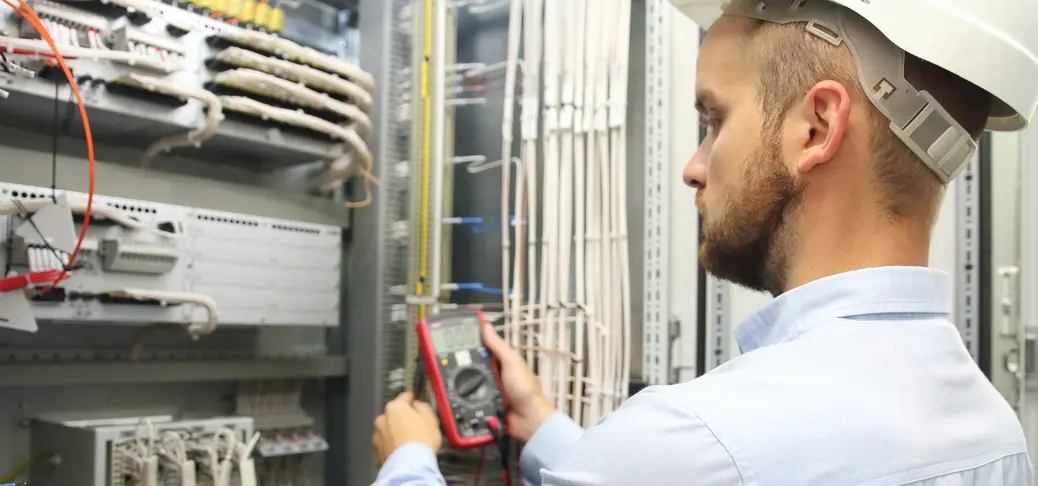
left=520, top=412, right=586, bottom=485
left=535, top=389, right=744, bottom=485
left=371, top=443, right=447, bottom=486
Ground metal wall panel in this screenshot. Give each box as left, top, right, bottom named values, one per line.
left=1017, top=119, right=1038, bottom=471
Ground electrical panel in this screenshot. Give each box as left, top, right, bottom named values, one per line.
left=0, top=182, right=343, bottom=330
left=29, top=412, right=253, bottom=486
left=0, top=0, right=372, bottom=177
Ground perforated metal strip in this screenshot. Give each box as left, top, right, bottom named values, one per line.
left=642, top=0, right=672, bottom=386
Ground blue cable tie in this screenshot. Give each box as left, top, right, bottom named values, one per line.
left=451, top=283, right=506, bottom=295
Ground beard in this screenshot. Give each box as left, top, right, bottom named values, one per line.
left=697, top=132, right=806, bottom=296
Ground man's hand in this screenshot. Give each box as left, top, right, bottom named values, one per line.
left=483, top=324, right=557, bottom=443
left=372, top=392, right=442, bottom=468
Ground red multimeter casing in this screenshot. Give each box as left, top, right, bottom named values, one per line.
left=416, top=310, right=509, bottom=449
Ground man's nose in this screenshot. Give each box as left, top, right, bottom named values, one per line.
left=683, top=150, right=706, bottom=189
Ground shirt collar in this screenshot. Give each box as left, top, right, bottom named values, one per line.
left=734, top=266, right=952, bottom=354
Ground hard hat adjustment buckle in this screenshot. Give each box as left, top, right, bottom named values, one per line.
left=889, top=91, right=977, bottom=183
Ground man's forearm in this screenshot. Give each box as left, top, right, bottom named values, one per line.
left=372, top=413, right=584, bottom=486
left=519, top=412, right=586, bottom=486
left=371, top=443, right=447, bottom=486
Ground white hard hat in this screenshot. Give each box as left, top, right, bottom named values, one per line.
left=669, top=0, right=1038, bottom=183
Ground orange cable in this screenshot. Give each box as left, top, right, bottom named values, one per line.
left=2, top=0, right=95, bottom=294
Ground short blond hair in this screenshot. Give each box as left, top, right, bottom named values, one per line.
left=748, top=20, right=992, bottom=223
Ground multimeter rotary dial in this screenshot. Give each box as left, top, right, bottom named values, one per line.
left=447, top=365, right=496, bottom=405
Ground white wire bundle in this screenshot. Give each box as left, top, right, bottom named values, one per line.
left=500, top=0, right=633, bottom=426
left=502, top=0, right=523, bottom=350
left=212, top=47, right=373, bottom=112
left=519, top=0, right=543, bottom=371
left=538, top=0, right=560, bottom=403
left=212, top=68, right=373, bottom=137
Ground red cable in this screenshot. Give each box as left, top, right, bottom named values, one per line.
left=0, top=47, right=68, bottom=58
left=472, top=446, right=486, bottom=486
left=484, top=416, right=509, bottom=486
left=1, top=0, right=95, bottom=296
left=0, top=270, right=67, bottom=292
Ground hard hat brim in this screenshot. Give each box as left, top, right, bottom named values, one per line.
left=668, top=0, right=725, bottom=30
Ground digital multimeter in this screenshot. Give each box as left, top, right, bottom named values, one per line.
left=416, top=310, right=507, bottom=449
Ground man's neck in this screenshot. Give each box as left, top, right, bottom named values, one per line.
left=781, top=212, right=932, bottom=295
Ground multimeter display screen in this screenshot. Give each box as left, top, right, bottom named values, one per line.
left=430, top=321, right=482, bottom=353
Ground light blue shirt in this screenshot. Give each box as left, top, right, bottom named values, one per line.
left=374, top=267, right=1032, bottom=485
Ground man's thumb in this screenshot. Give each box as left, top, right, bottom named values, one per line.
left=482, top=324, right=516, bottom=362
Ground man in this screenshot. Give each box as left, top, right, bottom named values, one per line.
left=371, top=0, right=1038, bottom=484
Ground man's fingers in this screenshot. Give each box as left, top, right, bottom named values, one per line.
left=386, top=392, right=413, bottom=413
left=374, top=414, right=386, bottom=431
left=413, top=400, right=438, bottom=424
left=482, top=323, right=519, bottom=364
left=394, top=392, right=413, bottom=403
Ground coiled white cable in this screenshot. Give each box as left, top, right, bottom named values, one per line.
left=213, top=47, right=373, bottom=112
left=117, top=73, right=224, bottom=169
left=112, top=288, right=219, bottom=338
left=218, top=96, right=371, bottom=166
left=212, top=68, right=372, bottom=137
left=216, top=28, right=375, bottom=91
left=218, top=96, right=377, bottom=208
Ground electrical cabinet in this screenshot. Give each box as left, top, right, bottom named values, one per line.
left=0, top=0, right=364, bottom=484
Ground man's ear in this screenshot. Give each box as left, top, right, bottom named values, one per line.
left=796, top=80, right=852, bottom=174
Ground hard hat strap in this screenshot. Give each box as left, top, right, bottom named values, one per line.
left=723, top=0, right=977, bottom=183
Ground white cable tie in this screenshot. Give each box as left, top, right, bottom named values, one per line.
left=405, top=295, right=436, bottom=305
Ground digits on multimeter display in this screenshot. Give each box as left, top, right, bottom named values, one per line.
left=429, top=318, right=482, bottom=353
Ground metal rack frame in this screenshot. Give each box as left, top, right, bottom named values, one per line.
left=345, top=0, right=398, bottom=483
left=642, top=1, right=702, bottom=385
